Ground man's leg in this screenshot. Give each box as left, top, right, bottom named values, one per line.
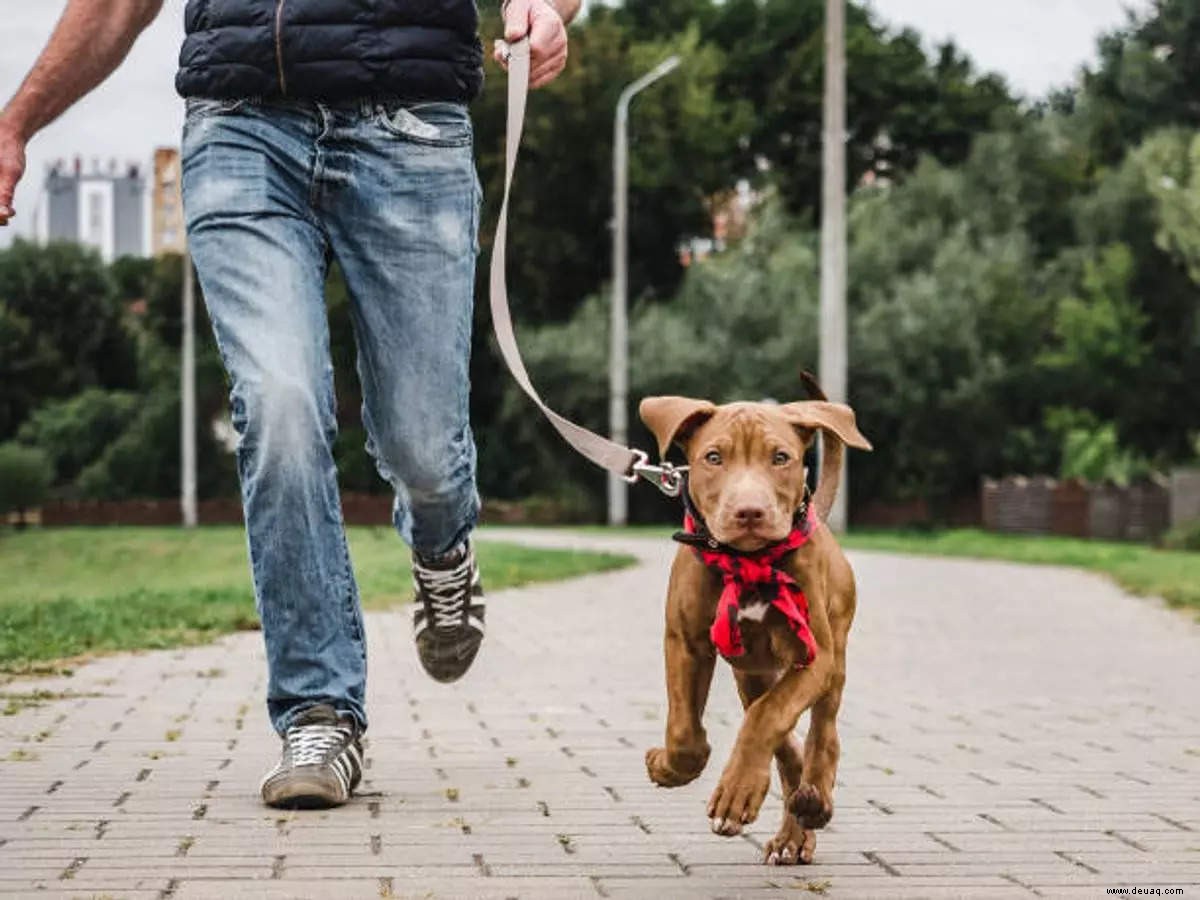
left=182, top=99, right=369, bottom=751
left=318, top=100, right=483, bottom=681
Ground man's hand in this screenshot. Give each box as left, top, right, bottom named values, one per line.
left=0, top=0, right=163, bottom=226
left=495, top=0, right=571, bottom=89
left=0, top=120, right=26, bottom=227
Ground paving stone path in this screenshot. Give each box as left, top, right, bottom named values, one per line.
left=2, top=529, right=1198, bottom=899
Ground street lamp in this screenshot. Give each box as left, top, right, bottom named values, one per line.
left=181, top=251, right=197, bottom=528
left=609, top=54, right=681, bottom=527
left=819, top=0, right=849, bottom=532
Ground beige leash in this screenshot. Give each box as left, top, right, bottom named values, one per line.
left=488, top=39, right=685, bottom=497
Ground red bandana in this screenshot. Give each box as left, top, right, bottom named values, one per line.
left=682, top=507, right=818, bottom=669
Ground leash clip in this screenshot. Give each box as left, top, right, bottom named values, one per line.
left=626, top=450, right=689, bottom=498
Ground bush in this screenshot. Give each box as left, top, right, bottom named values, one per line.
left=1058, top=418, right=1152, bottom=486
left=17, top=389, right=139, bottom=483
left=1162, top=518, right=1200, bottom=552
left=0, top=443, right=53, bottom=525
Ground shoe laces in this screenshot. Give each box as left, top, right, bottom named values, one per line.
left=285, top=722, right=352, bottom=767
left=415, top=548, right=474, bottom=629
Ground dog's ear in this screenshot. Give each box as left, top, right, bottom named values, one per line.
left=779, top=401, right=871, bottom=522
left=639, top=396, right=717, bottom=459
left=779, top=401, right=872, bottom=451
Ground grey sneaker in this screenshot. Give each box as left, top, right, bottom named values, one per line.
left=260, top=704, right=363, bottom=809
left=412, top=540, right=486, bottom=683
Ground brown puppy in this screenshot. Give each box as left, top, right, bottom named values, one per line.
left=639, top=392, right=871, bottom=865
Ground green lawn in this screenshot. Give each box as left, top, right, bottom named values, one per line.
left=842, top=529, right=1200, bottom=613
left=566, top=523, right=1200, bottom=615
left=0, top=527, right=635, bottom=672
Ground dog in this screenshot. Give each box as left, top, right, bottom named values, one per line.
left=638, top=381, right=871, bottom=865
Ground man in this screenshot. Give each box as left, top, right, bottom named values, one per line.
left=0, top=0, right=577, bottom=809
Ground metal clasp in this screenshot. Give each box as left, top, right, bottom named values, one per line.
left=624, top=450, right=689, bottom=498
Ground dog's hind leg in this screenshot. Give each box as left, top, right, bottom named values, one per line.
left=734, top=672, right=814, bottom=865
left=646, top=628, right=716, bottom=788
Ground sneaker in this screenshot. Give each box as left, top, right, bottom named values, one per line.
left=260, top=704, right=363, bottom=809
left=412, top=540, right=486, bottom=683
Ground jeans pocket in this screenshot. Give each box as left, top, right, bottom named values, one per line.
left=376, top=102, right=473, bottom=148
left=185, top=97, right=252, bottom=119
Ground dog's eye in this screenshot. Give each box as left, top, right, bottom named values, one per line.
left=773, top=450, right=791, bottom=466
left=704, top=450, right=723, bottom=466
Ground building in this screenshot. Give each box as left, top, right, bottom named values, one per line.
left=152, top=147, right=186, bottom=257
left=37, top=157, right=147, bottom=262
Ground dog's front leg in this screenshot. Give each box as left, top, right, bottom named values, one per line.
left=707, top=655, right=832, bottom=835
left=646, top=625, right=716, bottom=788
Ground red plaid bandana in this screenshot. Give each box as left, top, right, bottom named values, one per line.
left=680, top=506, right=818, bottom=669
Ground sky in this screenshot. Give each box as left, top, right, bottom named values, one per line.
left=0, top=0, right=1153, bottom=248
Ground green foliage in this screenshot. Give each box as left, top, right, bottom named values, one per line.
left=5, top=0, right=1200, bottom=520
left=1059, top=421, right=1151, bottom=486
left=0, top=241, right=138, bottom=440
left=473, top=11, right=752, bottom=317
left=1132, top=129, right=1200, bottom=281
left=0, top=443, right=53, bottom=518
left=842, top=528, right=1200, bottom=611
left=73, top=387, right=234, bottom=502
left=683, top=0, right=1015, bottom=216
left=1162, top=517, right=1200, bottom=551
left=495, top=195, right=820, bottom=507
left=1080, top=0, right=1200, bottom=164
left=1038, top=243, right=1149, bottom=408
left=109, top=255, right=156, bottom=303
left=16, top=390, right=140, bottom=483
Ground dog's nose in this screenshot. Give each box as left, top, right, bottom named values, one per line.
left=735, top=506, right=766, bottom=527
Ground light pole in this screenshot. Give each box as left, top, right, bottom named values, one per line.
left=181, top=251, right=197, bottom=528
left=609, top=54, right=681, bottom=527
left=819, top=0, right=849, bottom=532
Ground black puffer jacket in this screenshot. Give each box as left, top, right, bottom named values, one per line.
left=176, top=0, right=483, bottom=102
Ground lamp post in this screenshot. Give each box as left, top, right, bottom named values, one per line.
left=181, top=251, right=197, bottom=528
left=820, top=0, right=849, bottom=532
left=609, top=54, right=681, bottom=526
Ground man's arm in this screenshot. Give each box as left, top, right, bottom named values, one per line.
left=547, top=0, right=581, bottom=25
left=0, top=0, right=165, bottom=226
left=497, top=0, right=578, bottom=89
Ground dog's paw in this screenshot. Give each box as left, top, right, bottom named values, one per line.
left=764, top=821, right=817, bottom=865
left=787, top=783, right=833, bottom=829
left=645, top=745, right=708, bottom=787
left=706, top=760, right=770, bottom=836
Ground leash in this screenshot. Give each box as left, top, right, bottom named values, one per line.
left=489, top=39, right=685, bottom=499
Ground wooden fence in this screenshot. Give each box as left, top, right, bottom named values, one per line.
left=981, top=476, right=1171, bottom=541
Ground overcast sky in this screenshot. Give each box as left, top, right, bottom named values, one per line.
left=0, top=0, right=1151, bottom=248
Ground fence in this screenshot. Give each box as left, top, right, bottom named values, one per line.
left=981, top=475, right=1171, bottom=541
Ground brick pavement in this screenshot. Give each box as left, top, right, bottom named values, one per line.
left=1, top=528, right=1198, bottom=899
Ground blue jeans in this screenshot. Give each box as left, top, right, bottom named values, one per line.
left=181, top=96, right=482, bottom=735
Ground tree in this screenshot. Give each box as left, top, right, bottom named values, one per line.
left=0, top=240, right=138, bottom=440
left=0, top=443, right=53, bottom=528
left=700, top=0, right=1015, bottom=216
left=473, top=10, right=751, bottom=316
left=17, top=389, right=140, bottom=484
left=1080, top=0, right=1200, bottom=165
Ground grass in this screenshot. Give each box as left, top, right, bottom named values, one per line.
left=564, top=523, right=1200, bottom=614
left=0, top=526, right=634, bottom=671
left=841, top=528, right=1200, bottom=613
